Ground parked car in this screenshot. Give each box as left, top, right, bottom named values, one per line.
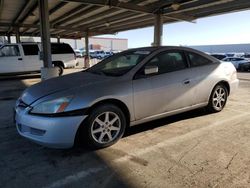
left=74, top=49, right=83, bottom=57
left=89, top=50, right=106, bottom=59
left=222, top=57, right=250, bottom=69
left=241, top=54, right=250, bottom=61
left=210, top=54, right=227, bottom=60
left=104, top=51, right=114, bottom=58
left=238, top=62, right=250, bottom=71
left=15, top=46, right=239, bottom=149
left=0, top=43, right=77, bottom=75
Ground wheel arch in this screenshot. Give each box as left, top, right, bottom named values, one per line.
left=74, top=98, right=131, bottom=146
left=215, top=80, right=230, bottom=95
left=52, top=61, right=65, bottom=69
left=88, top=98, right=131, bottom=127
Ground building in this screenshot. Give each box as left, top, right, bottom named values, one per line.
left=189, top=44, right=250, bottom=54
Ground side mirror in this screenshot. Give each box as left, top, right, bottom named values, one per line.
left=144, top=65, right=158, bottom=75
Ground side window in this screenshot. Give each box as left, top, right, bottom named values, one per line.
left=0, top=45, right=20, bottom=57
left=146, top=51, right=187, bottom=74
left=51, top=43, right=74, bottom=54
left=22, top=44, right=39, bottom=56
left=188, top=52, right=212, bottom=67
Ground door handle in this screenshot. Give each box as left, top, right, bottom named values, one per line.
left=18, top=58, right=22, bottom=61
left=183, top=79, right=190, bottom=85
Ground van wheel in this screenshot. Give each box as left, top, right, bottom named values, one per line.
left=83, top=104, right=126, bottom=149
left=55, top=65, right=63, bottom=76
left=207, top=84, right=228, bottom=113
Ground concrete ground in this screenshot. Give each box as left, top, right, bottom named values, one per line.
left=0, top=70, right=250, bottom=188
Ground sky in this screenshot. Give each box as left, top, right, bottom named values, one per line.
left=99, top=10, right=250, bottom=48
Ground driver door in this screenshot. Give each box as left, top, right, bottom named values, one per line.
left=132, top=50, right=196, bottom=120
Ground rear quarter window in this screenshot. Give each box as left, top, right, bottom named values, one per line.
left=188, top=52, right=213, bottom=67
left=51, top=43, right=74, bottom=54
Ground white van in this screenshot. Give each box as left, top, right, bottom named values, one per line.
left=0, top=43, right=77, bottom=75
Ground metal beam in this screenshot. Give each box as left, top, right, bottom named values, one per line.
left=64, top=0, right=196, bottom=23
left=99, top=19, right=156, bottom=34
left=0, top=22, right=96, bottom=33
left=51, top=11, right=138, bottom=36
left=153, top=14, right=163, bottom=46
left=50, top=4, right=89, bottom=26
left=94, top=15, right=153, bottom=32
left=19, top=1, right=38, bottom=24
left=12, top=0, right=35, bottom=24
left=55, top=5, right=104, bottom=26
left=57, top=36, right=60, bottom=43
left=8, top=0, right=35, bottom=33
left=30, top=4, right=90, bottom=35
left=38, top=0, right=52, bottom=68
left=15, top=28, right=21, bottom=43
left=64, top=8, right=124, bottom=28
left=163, top=0, right=236, bottom=14
left=57, top=0, right=145, bottom=28
left=7, top=34, right=11, bottom=43
left=89, top=13, right=147, bottom=30
left=0, top=0, right=4, bottom=20
left=85, top=31, right=90, bottom=68
left=63, top=0, right=153, bottom=13
left=22, top=1, right=68, bottom=34
left=194, top=0, right=250, bottom=18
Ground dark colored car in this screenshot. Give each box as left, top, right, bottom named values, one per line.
left=238, top=62, right=250, bottom=71
left=210, top=54, right=227, bottom=60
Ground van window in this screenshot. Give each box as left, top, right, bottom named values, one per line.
left=51, top=43, right=74, bottom=54
left=22, top=44, right=39, bottom=56
left=0, top=45, right=20, bottom=57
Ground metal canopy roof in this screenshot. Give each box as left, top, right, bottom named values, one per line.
left=0, top=0, right=250, bottom=39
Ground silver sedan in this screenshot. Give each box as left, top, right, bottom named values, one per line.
left=15, top=46, right=239, bottom=149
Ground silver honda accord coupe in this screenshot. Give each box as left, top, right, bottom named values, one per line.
left=15, top=46, right=239, bottom=149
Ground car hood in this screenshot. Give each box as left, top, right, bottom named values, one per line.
left=21, top=71, right=112, bottom=105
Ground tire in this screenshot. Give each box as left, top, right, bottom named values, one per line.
left=83, top=104, right=126, bottom=149
left=207, top=84, right=228, bottom=113
left=55, top=65, right=63, bottom=76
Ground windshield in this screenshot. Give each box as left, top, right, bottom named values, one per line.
left=86, top=50, right=151, bottom=76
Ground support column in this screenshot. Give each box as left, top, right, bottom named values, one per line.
left=7, top=34, right=11, bottom=43
left=85, top=32, right=90, bottom=68
left=15, top=28, right=21, bottom=43
left=57, top=36, right=60, bottom=43
left=153, top=13, right=163, bottom=47
left=38, top=0, right=58, bottom=80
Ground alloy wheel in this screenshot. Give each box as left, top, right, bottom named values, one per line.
left=91, top=111, right=121, bottom=144
left=212, top=87, right=226, bottom=110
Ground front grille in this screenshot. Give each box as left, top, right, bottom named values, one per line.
left=18, top=123, right=46, bottom=136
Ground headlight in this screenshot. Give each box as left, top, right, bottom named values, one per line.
left=30, top=96, right=73, bottom=115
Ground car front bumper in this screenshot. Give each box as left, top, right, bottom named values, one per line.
left=15, top=106, right=87, bottom=148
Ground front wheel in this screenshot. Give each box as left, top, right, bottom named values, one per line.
left=207, top=84, right=228, bottom=113
left=84, top=104, right=126, bottom=148
left=55, top=65, right=63, bottom=76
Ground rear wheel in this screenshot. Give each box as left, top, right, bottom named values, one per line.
left=84, top=104, right=126, bottom=148
left=207, top=84, right=228, bottom=113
